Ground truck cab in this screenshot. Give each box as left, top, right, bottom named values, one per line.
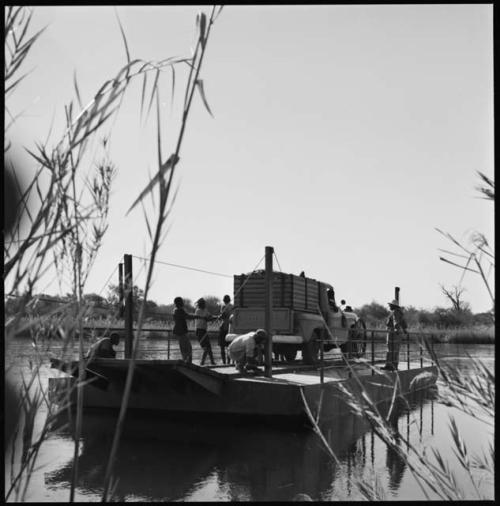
left=226, top=271, right=366, bottom=364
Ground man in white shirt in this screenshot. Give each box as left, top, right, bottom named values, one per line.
left=217, top=294, right=234, bottom=364
left=228, top=329, right=268, bottom=373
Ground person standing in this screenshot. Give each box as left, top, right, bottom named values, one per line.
left=216, top=294, right=234, bottom=364
left=194, top=298, right=216, bottom=366
left=382, top=299, right=409, bottom=371
left=172, top=296, right=205, bottom=364
left=228, top=329, right=268, bottom=373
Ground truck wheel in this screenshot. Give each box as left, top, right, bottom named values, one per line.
left=283, top=347, right=297, bottom=362
left=302, top=335, right=320, bottom=365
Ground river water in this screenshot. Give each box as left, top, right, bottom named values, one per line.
left=4, top=339, right=495, bottom=502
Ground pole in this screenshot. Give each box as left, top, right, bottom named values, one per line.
left=264, top=246, right=273, bottom=378
left=124, top=254, right=133, bottom=359
left=320, top=335, right=324, bottom=385
left=394, top=286, right=400, bottom=369
left=118, top=263, right=124, bottom=318
left=371, top=330, right=375, bottom=376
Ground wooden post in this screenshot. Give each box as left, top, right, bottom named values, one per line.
left=124, top=254, right=133, bottom=359
left=394, top=286, right=400, bottom=369
left=407, top=332, right=410, bottom=370
left=118, top=263, right=124, bottom=318
left=371, top=330, right=375, bottom=375
left=264, top=246, right=273, bottom=378
left=320, top=334, right=324, bottom=385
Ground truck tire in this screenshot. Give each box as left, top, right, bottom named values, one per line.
left=283, top=346, right=297, bottom=362
left=302, top=332, right=321, bottom=365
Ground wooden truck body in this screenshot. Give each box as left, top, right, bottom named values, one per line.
left=227, top=271, right=364, bottom=363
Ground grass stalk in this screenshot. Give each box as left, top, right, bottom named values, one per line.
left=100, top=6, right=220, bottom=500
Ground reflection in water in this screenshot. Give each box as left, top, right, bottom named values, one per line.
left=44, top=388, right=437, bottom=501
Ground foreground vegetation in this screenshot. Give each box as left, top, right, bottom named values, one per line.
left=4, top=5, right=493, bottom=503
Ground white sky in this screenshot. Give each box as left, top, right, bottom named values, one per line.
left=6, top=5, right=494, bottom=313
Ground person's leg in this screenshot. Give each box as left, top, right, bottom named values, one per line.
left=206, top=340, right=216, bottom=365
left=392, top=338, right=401, bottom=370
left=197, top=329, right=206, bottom=365
left=218, top=328, right=227, bottom=364
left=179, top=333, right=192, bottom=363
left=383, top=332, right=394, bottom=370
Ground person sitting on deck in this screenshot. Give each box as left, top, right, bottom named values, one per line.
left=86, top=333, right=120, bottom=361
left=228, top=329, right=268, bottom=374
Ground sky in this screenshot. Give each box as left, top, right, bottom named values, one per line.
left=6, top=5, right=494, bottom=313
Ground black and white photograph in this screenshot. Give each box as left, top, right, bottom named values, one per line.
left=4, top=4, right=494, bottom=502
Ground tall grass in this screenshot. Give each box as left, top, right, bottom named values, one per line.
left=4, top=5, right=222, bottom=502
left=297, top=171, right=495, bottom=499
left=298, top=335, right=494, bottom=500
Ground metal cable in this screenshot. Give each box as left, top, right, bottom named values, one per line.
left=232, top=254, right=265, bottom=301
left=132, top=255, right=232, bottom=278
left=97, top=263, right=119, bottom=296
left=273, top=251, right=283, bottom=272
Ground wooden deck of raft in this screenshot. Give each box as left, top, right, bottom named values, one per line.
left=201, top=357, right=430, bottom=385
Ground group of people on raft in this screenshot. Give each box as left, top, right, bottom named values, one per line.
left=86, top=293, right=409, bottom=374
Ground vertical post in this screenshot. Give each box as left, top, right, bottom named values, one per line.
left=371, top=330, right=375, bottom=375
left=431, top=397, right=434, bottom=435
left=124, top=254, right=133, bottom=359
left=394, top=286, right=400, bottom=370
left=118, top=263, right=124, bottom=318
left=264, top=246, right=273, bottom=378
left=406, top=410, right=410, bottom=450
left=320, top=335, right=324, bottom=385
left=431, top=333, right=434, bottom=363
left=407, top=332, right=410, bottom=370
left=420, top=340, right=423, bottom=369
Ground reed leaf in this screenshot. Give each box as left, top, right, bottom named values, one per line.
left=195, top=78, right=214, bottom=117
left=126, top=154, right=179, bottom=216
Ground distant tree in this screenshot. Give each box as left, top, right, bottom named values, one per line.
left=355, top=301, right=389, bottom=327
left=201, top=295, right=221, bottom=315
left=417, top=309, right=439, bottom=327
left=106, top=284, right=160, bottom=319
left=400, top=305, right=420, bottom=327
left=472, top=311, right=495, bottom=326
left=440, top=284, right=471, bottom=313
left=83, top=293, right=108, bottom=308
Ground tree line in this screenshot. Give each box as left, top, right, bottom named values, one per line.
left=5, top=284, right=493, bottom=329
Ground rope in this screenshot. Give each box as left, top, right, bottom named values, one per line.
left=97, top=263, right=119, bottom=296
left=232, top=254, right=265, bottom=301
left=131, top=255, right=232, bottom=278
left=273, top=251, right=283, bottom=272
left=133, top=256, right=148, bottom=285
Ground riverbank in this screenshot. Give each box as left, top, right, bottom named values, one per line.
left=10, top=316, right=495, bottom=344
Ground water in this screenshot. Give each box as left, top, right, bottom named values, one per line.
left=4, top=339, right=495, bottom=501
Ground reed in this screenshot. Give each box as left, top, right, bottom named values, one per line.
left=299, top=335, right=494, bottom=500
left=4, top=5, right=222, bottom=502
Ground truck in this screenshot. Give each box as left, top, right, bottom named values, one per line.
left=226, top=270, right=366, bottom=365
